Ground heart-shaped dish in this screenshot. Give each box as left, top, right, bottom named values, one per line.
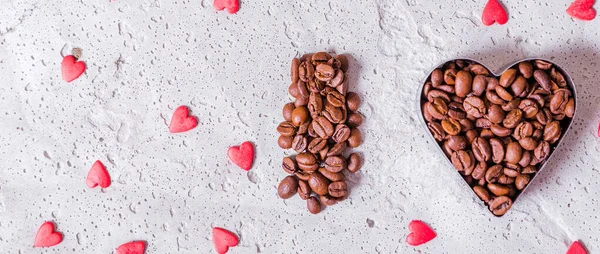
left=418, top=58, right=577, bottom=216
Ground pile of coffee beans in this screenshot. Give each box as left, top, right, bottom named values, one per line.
left=276, top=52, right=363, bottom=214
left=421, top=59, right=575, bottom=216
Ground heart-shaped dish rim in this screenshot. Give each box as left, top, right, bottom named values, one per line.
left=416, top=58, right=578, bottom=217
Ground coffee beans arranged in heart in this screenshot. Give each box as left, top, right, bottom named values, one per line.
left=277, top=52, right=363, bottom=214
left=422, top=59, right=575, bottom=216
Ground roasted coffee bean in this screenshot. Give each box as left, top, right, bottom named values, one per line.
left=451, top=150, right=475, bottom=172
left=329, top=69, right=345, bottom=88
left=510, top=76, right=527, bottom=97
left=297, top=80, right=309, bottom=99
left=472, top=75, right=487, bottom=96
left=289, top=82, right=300, bottom=98
left=486, top=77, right=500, bottom=91
left=437, top=85, right=455, bottom=94
left=328, top=181, right=348, bottom=198
left=472, top=162, right=487, bottom=180
left=474, top=119, right=490, bottom=129
left=459, top=119, right=474, bottom=132
left=502, top=98, right=521, bottom=112
left=292, top=135, right=308, bottom=152
left=308, top=80, right=325, bottom=93
left=312, top=116, right=334, bottom=138
left=497, top=174, right=515, bottom=185
left=278, top=175, right=299, bottom=199
left=528, top=93, right=546, bottom=108
left=472, top=137, right=492, bottom=162
left=495, top=86, right=513, bottom=101
left=485, top=165, right=503, bottom=183
left=448, top=108, right=467, bottom=120
left=532, top=129, right=543, bottom=140
left=283, top=103, right=295, bottom=121
left=291, top=106, right=310, bottom=127
left=455, top=71, right=473, bottom=97
left=297, top=121, right=310, bottom=135
left=347, top=153, right=362, bottom=173
left=550, top=68, right=567, bottom=87
left=534, top=141, right=550, bottom=162
left=347, top=128, right=363, bottom=148
left=480, top=129, right=495, bottom=139
left=499, top=69, right=517, bottom=88
left=487, top=105, right=505, bottom=124
left=332, top=124, right=351, bottom=143
left=533, top=69, right=552, bottom=91
left=312, top=52, right=332, bottom=65
left=308, top=172, right=330, bottom=195
left=466, top=129, right=479, bottom=144
left=504, top=167, right=520, bottom=178
left=488, top=183, right=511, bottom=196
left=515, top=174, right=530, bottom=190
left=294, top=95, right=309, bottom=107
left=536, top=108, right=552, bottom=125
left=282, top=157, right=298, bottom=174
left=490, top=124, right=512, bottom=137
left=291, top=58, right=300, bottom=83
left=463, top=96, right=486, bottom=118
left=431, top=69, right=444, bottom=87
left=308, top=138, right=327, bottom=154
left=298, top=180, right=311, bottom=200
left=277, top=121, right=296, bottom=136
left=444, top=68, right=458, bottom=84
left=324, top=156, right=347, bottom=173
left=297, top=152, right=318, bottom=172
left=550, top=88, right=571, bottom=114
left=346, top=92, right=361, bottom=112
left=473, top=185, right=491, bottom=202
left=469, top=64, right=490, bottom=76
left=442, top=118, right=462, bottom=135
left=519, top=61, right=533, bottom=78
left=446, top=135, right=468, bottom=151
left=319, top=167, right=344, bottom=182
left=486, top=90, right=506, bottom=105
left=326, top=92, right=346, bottom=110
left=298, top=61, right=314, bottom=82
left=278, top=135, right=293, bottom=149
left=519, top=137, right=538, bottom=151
left=505, top=142, right=523, bottom=164
left=534, top=60, right=553, bottom=70
left=308, top=92, right=323, bottom=117
left=295, top=171, right=311, bottom=181
left=565, top=98, right=575, bottom=118
left=328, top=57, right=343, bottom=70
left=322, top=104, right=344, bottom=124
left=326, top=141, right=346, bottom=157
left=513, top=122, right=533, bottom=140
left=489, top=196, right=512, bottom=216
left=503, top=109, right=523, bottom=129
left=319, top=195, right=338, bottom=206
left=428, top=98, right=449, bottom=120
left=307, top=196, right=322, bottom=214
left=307, top=122, right=317, bottom=137
left=347, top=112, right=363, bottom=128
left=319, top=147, right=329, bottom=161
left=518, top=151, right=532, bottom=167
left=521, top=165, right=537, bottom=174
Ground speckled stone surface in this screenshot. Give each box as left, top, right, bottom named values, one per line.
left=1, top=0, right=599, bottom=253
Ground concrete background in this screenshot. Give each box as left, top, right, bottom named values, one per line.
left=1, top=0, right=599, bottom=253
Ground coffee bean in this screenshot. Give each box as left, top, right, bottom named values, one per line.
left=488, top=183, right=511, bottom=196
left=427, top=98, right=449, bottom=120
left=515, top=174, right=530, bottom=190
left=536, top=108, right=552, bottom=125
left=533, top=69, right=552, bottom=91
left=329, top=70, right=345, bottom=88
left=277, top=121, right=297, bottom=136
left=486, top=90, right=506, bottom=105
left=466, top=129, right=479, bottom=144
left=428, top=122, right=445, bottom=142
left=347, top=128, right=363, bottom=148
left=459, top=119, right=474, bottom=132
left=503, top=167, right=520, bottom=178
left=565, top=98, right=575, bottom=118
left=431, top=69, right=443, bottom=87
left=487, top=104, right=505, bottom=124
left=550, top=88, right=571, bottom=115
left=518, top=151, right=532, bottom=167
left=502, top=98, right=521, bottom=112
left=328, top=181, right=348, bottom=198
left=446, top=135, right=467, bottom=151
left=308, top=138, right=327, bottom=154
left=510, top=76, right=527, bottom=97
left=295, top=171, right=311, bottom=181
left=503, top=109, right=523, bottom=129
left=282, top=157, right=298, bottom=174
left=308, top=92, right=323, bottom=117
left=534, top=60, right=553, bottom=70
left=318, top=147, right=328, bottom=161
left=289, top=82, right=300, bottom=97
left=463, top=96, right=486, bottom=118
left=298, top=61, right=314, bottom=82
left=518, top=61, right=533, bottom=78
left=327, top=91, right=345, bottom=108
left=473, top=185, right=491, bottom=202
left=521, top=165, right=537, bottom=174
left=278, top=135, right=293, bottom=149
left=472, top=75, right=487, bottom=96
left=323, top=103, right=345, bottom=124
left=308, top=172, right=330, bottom=195
left=495, top=86, right=513, bottom=101
left=490, top=124, right=512, bottom=137
left=319, top=167, right=345, bottom=182
left=499, top=68, right=517, bottom=88
left=307, top=196, right=322, bottom=214
left=442, top=118, right=462, bottom=135
left=283, top=103, right=295, bottom=121
left=298, top=180, right=311, bottom=200
left=332, top=124, right=351, bottom=143
left=471, top=162, right=487, bottom=180
left=480, top=129, right=494, bottom=139
left=488, top=196, right=512, bottom=216
left=315, top=64, right=335, bottom=81
left=278, top=175, right=299, bottom=199
left=347, top=112, right=363, bottom=128
left=291, top=106, right=310, bottom=127
left=291, top=58, right=300, bottom=83
left=437, top=85, right=455, bottom=94
left=345, top=92, right=361, bottom=112
left=320, top=194, right=338, bottom=206
left=455, top=71, right=472, bottom=97
left=469, top=64, right=490, bottom=76
left=505, top=142, right=523, bottom=164
left=327, top=141, right=346, bottom=157
left=297, top=121, right=310, bottom=135
left=512, top=122, right=533, bottom=140
left=519, top=137, right=538, bottom=151
left=534, top=141, right=550, bottom=162
left=444, top=68, right=458, bottom=84
left=486, top=77, right=499, bottom=91
left=297, top=152, right=318, bottom=172
left=472, top=137, right=492, bottom=162
left=308, top=80, right=325, bottom=93
left=312, top=116, right=334, bottom=138
left=312, top=52, right=332, bottom=65
left=485, top=165, right=503, bottom=183
left=324, top=156, right=347, bottom=173
left=297, top=80, right=309, bottom=99
left=475, top=118, right=492, bottom=129
left=327, top=57, right=342, bottom=70
left=347, top=153, right=362, bottom=173
left=451, top=150, right=475, bottom=172
left=292, top=135, right=308, bottom=152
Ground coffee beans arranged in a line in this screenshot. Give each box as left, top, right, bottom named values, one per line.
left=277, top=52, right=363, bottom=214
left=422, top=59, right=575, bottom=216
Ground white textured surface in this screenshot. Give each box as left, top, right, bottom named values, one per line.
left=1, top=0, right=600, bottom=253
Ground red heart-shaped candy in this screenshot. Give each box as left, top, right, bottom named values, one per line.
left=567, top=0, right=596, bottom=21
left=214, top=0, right=240, bottom=14
left=116, top=241, right=146, bottom=254
left=482, top=0, right=508, bottom=26
left=406, top=220, right=436, bottom=246
left=566, top=241, right=587, bottom=254
left=33, top=221, right=63, bottom=248
left=227, top=141, right=254, bottom=171
left=212, top=227, right=239, bottom=254
left=169, top=106, right=198, bottom=133
left=86, top=160, right=111, bottom=188
left=61, top=55, right=86, bottom=83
